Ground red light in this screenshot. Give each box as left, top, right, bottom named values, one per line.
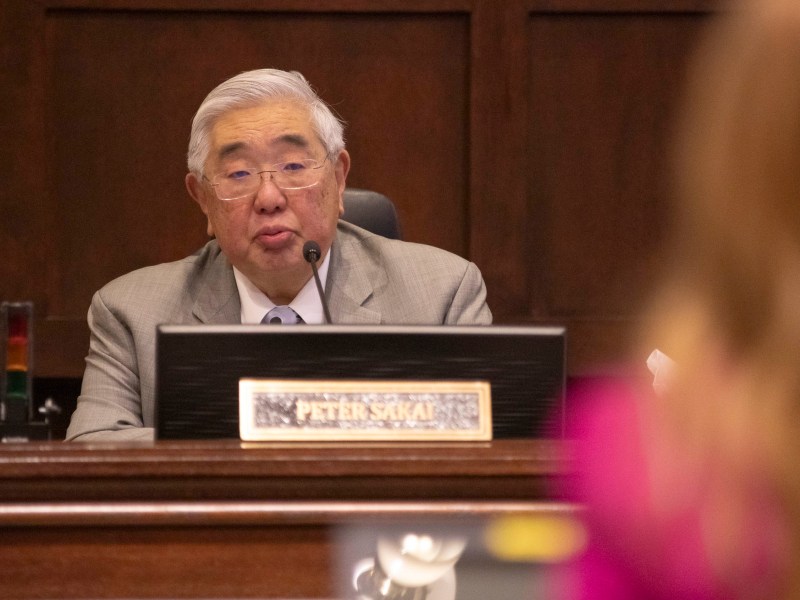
left=6, top=312, right=29, bottom=371
left=8, top=314, right=27, bottom=339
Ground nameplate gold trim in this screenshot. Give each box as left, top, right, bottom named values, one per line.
left=239, top=379, right=492, bottom=441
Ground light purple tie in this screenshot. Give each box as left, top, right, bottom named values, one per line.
left=262, top=305, right=302, bottom=325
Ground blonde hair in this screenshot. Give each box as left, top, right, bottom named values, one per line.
left=642, top=0, right=800, bottom=594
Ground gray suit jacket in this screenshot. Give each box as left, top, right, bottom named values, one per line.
left=66, top=221, right=492, bottom=441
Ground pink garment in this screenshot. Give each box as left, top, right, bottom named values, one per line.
left=563, top=377, right=788, bottom=600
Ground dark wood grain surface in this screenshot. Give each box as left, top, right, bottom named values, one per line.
left=0, top=0, right=716, bottom=382
left=0, top=439, right=573, bottom=598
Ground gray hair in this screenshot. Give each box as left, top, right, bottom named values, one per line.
left=187, top=69, right=346, bottom=174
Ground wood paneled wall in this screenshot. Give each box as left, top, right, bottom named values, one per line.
left=0, top=0, right=718, bottom=379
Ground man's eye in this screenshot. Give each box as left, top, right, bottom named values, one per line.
left=227, top=170, right=253, bottom=180
left=281, top=162, right=307, bottom=173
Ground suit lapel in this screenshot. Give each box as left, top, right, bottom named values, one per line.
left=191, top=242, right=241, bottom=324
left=189, top=230, right=384, bottom=325
left=328, top=226, right=383, bottom=324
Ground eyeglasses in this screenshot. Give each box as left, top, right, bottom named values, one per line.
left=203, top=157, right=328, bottom=201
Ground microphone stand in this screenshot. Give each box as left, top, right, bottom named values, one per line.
left=302, top=241, right=332, bottom=324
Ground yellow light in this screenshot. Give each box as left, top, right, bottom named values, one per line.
left=6, top=338, right=27, bottom=371
left=483, top=514, right=588, bottom=563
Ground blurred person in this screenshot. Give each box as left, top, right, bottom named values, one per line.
left=66, top=68, right=491, bottom=442
left=565, top=1, right=800, bottom=597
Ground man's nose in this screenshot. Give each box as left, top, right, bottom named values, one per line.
left=252, top=172, right=286, bottom=213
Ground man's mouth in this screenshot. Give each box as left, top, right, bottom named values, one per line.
left=255, top=227, right=294, bottom=249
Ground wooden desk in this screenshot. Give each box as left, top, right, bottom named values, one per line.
left=0, top=440, right=571, bottom=599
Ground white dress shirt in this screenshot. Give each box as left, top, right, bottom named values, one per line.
left=233, top=251, right=331, bottom=325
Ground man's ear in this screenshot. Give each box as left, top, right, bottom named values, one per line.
left=334, top=150, right=351, bottom=216
left=186, top=172, right=215, bottom=237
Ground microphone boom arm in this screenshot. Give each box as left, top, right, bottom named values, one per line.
left=302, top=241, right=333, bottom=324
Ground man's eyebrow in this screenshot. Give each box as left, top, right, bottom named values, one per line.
left=217, top=142, right=247, bottom=159
left=275, top=133, right=311, bottom=148
left=216, top=134, right=311, bottom=160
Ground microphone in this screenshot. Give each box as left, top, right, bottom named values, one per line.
left=302, top=240, right=332, bottom=324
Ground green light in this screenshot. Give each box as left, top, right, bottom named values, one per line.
left=5, top=370, right=27, bottom=397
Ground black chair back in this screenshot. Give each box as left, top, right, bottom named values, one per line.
left=342, top=188, right=402, bottom=240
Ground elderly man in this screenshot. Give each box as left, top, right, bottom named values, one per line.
left=66, top=68, right=491, bottom=441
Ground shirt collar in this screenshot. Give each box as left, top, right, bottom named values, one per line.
left=233, top=250, right=331, bottom=324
